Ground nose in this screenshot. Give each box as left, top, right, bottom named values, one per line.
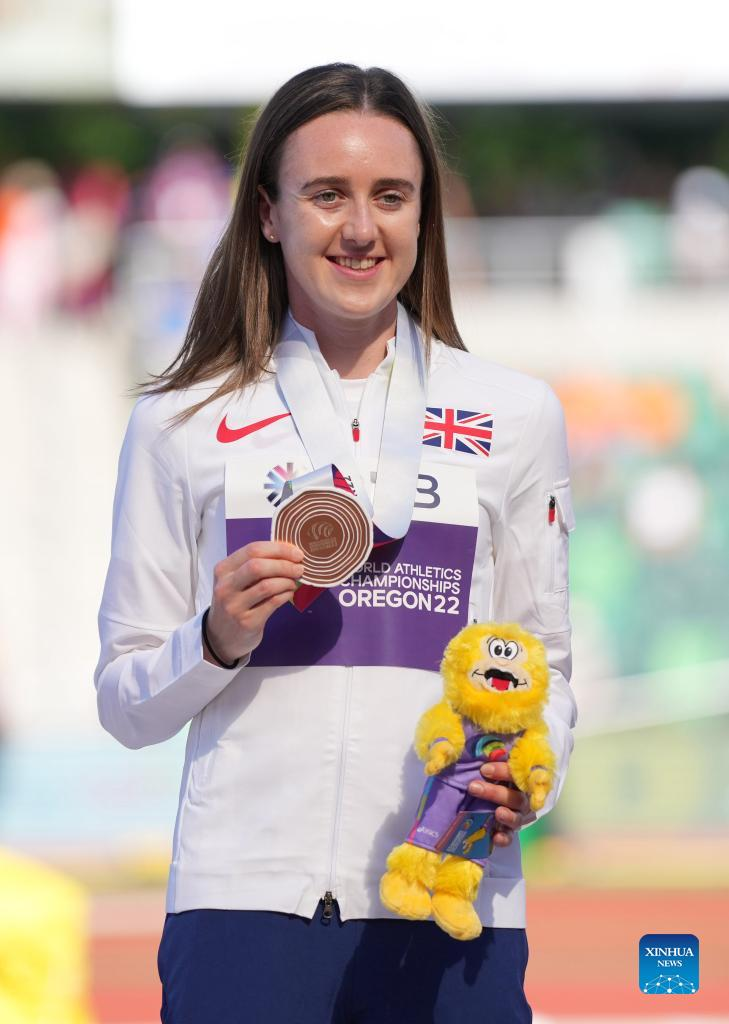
left=342, top=197, right=376, bottom=248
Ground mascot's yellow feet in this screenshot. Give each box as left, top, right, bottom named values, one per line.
left=380, top=870, right=432, bottom=919
left=379, top=843, right=438, bottom=920
left=431, top=854, right=483, bottom=941
left=431, top=892, right=482, bottom=941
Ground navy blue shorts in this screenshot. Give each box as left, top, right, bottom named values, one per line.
left=158, top=899, right=532, bottom=1023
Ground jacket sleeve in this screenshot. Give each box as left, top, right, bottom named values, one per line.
left=94, top=397, right=244, bottom=750
left=490, top=382, right=577, bottom=826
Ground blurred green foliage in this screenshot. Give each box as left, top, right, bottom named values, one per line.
left=0, top=104, right=256, bottom=180
left=440, top=101, right=729, bottom=213
left=1, top=100, right=728, bottom=214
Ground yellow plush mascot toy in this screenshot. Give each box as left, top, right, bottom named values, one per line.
left=380, top=622, right=556, bottom=941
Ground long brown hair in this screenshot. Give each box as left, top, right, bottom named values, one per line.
left=135, top=63, right=466, bottom=426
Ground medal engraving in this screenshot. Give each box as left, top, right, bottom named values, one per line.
left=272, top=487, right=373, bottom=587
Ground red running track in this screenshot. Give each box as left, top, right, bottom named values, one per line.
left=90, top=888, right=728, bottom=1021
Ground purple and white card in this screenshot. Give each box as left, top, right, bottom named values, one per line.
left=225, top=456, right=478, bottom=672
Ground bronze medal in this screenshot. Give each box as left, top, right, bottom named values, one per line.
left=272, top=487, right=372, bottom=587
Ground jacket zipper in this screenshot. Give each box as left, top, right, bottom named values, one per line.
left=322, top=378, right=368, bottom=910
left=324, top=665, right=353, bottom=909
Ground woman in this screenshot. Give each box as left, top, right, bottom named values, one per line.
left=95, top=63, right=577, bottom=1022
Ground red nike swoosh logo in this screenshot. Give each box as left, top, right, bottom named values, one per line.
left=216, top=412, right=291, bottom=443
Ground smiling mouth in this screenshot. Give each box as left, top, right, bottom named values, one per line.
left=471, top=669, right=527, bottom=692
left=326, top=256, right=385, bottom=271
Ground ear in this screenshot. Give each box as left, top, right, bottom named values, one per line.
left=258, top=184, right=277, bottom=243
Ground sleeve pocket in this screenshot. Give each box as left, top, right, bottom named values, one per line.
left=549, top=479, right=576, bottom=594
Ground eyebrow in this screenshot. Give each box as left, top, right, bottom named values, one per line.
left=299, top=175, right=417, bottom=195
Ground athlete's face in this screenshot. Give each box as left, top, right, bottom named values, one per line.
left=258, top=110, right=423, bottom=327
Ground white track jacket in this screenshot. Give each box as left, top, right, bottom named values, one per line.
left=94, top=305, right=577, bottom=928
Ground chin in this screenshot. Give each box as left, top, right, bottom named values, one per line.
left=321, top=290, right=394, bottom=321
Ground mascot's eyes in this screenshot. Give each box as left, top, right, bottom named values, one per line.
left=488, top=638, right=519, bottom=660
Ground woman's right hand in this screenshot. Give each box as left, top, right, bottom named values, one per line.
left=203, top=541, right=305, bottom=665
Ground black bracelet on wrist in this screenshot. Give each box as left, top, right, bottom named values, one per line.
left=201, top=607, right=241, bottom=670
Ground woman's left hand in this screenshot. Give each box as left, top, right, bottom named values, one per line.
left=467, top=762, right=530, bottom=848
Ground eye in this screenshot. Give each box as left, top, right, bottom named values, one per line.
left=488, top=638, right=505, bottom=659
left=503, top=641, right=519, bottom=660
left=379, top=192, right=404, bottom=207
left=315, top=190, right=340, bottom=204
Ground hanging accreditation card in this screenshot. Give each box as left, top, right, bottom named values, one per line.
left=225, top=455, right=479, bottom=672
left=439, top=811, right=496, bottom=861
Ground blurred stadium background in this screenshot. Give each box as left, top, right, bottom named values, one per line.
left=1, top=1, right=728, bottom=1021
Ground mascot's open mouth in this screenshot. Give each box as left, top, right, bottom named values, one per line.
left=472, top=668, right=527, bottom=692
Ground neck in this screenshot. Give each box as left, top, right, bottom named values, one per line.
left=289, top=301, right=397, bottom=379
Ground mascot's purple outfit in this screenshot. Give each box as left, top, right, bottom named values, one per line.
left=406, top=722, right=522, bottom=866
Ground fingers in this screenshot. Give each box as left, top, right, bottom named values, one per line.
left=235, top=572, right=299, bottom=610
left=233, top=556, right=305, bottom=595
left=491, top=800, right=527, bottom=847
left=205, top=542, right=305, bottom=663
left=465, top=761, right=529, bottom=843
left=493, top=805, right=525, bottom=830
left=243, top=588, right=297, bottom=626
left=213, top=542, right=303, bottom=595
left=223, top=540, right=304, bottom=574
left=467, top=779, right=529, bottom=814
left=218, top=547, right=304, bottom=601
left=213, top=542, right=305, bottom=620
left=492, top=827, right=514, bottom=848
left=220, top=577, right=298, bottom=633
left=478, top=761, right=512, bottom=785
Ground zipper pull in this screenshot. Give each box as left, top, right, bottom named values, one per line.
left=548, top=495, right=556, bottom=525
left=322, top=890, right=334, bottom=924
left=351, top=418, right=360, bottom=443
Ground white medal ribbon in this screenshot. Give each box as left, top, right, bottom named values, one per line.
left=275, top=300, right=426, bottom=540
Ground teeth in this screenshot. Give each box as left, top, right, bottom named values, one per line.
left=333, top=256, right=378, bottom=269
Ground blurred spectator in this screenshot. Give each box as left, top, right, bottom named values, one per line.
left=124, top=137, right=233, bottom=371
left=62, top=163, right=130, bottom=312
left=140, top=135, right=231, bottom=236
left=670, top=165, right=729, bottom=282
left=0, top=160, right=65, bottom=328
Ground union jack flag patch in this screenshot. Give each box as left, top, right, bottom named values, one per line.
left=422, top=407, right=493, bottom=457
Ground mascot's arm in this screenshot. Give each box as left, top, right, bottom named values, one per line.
left=490, top=383, right=578, bottom=826
left=509, top=725, right=557, bottom=812
left=414, top=701, right=465, bottom=776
